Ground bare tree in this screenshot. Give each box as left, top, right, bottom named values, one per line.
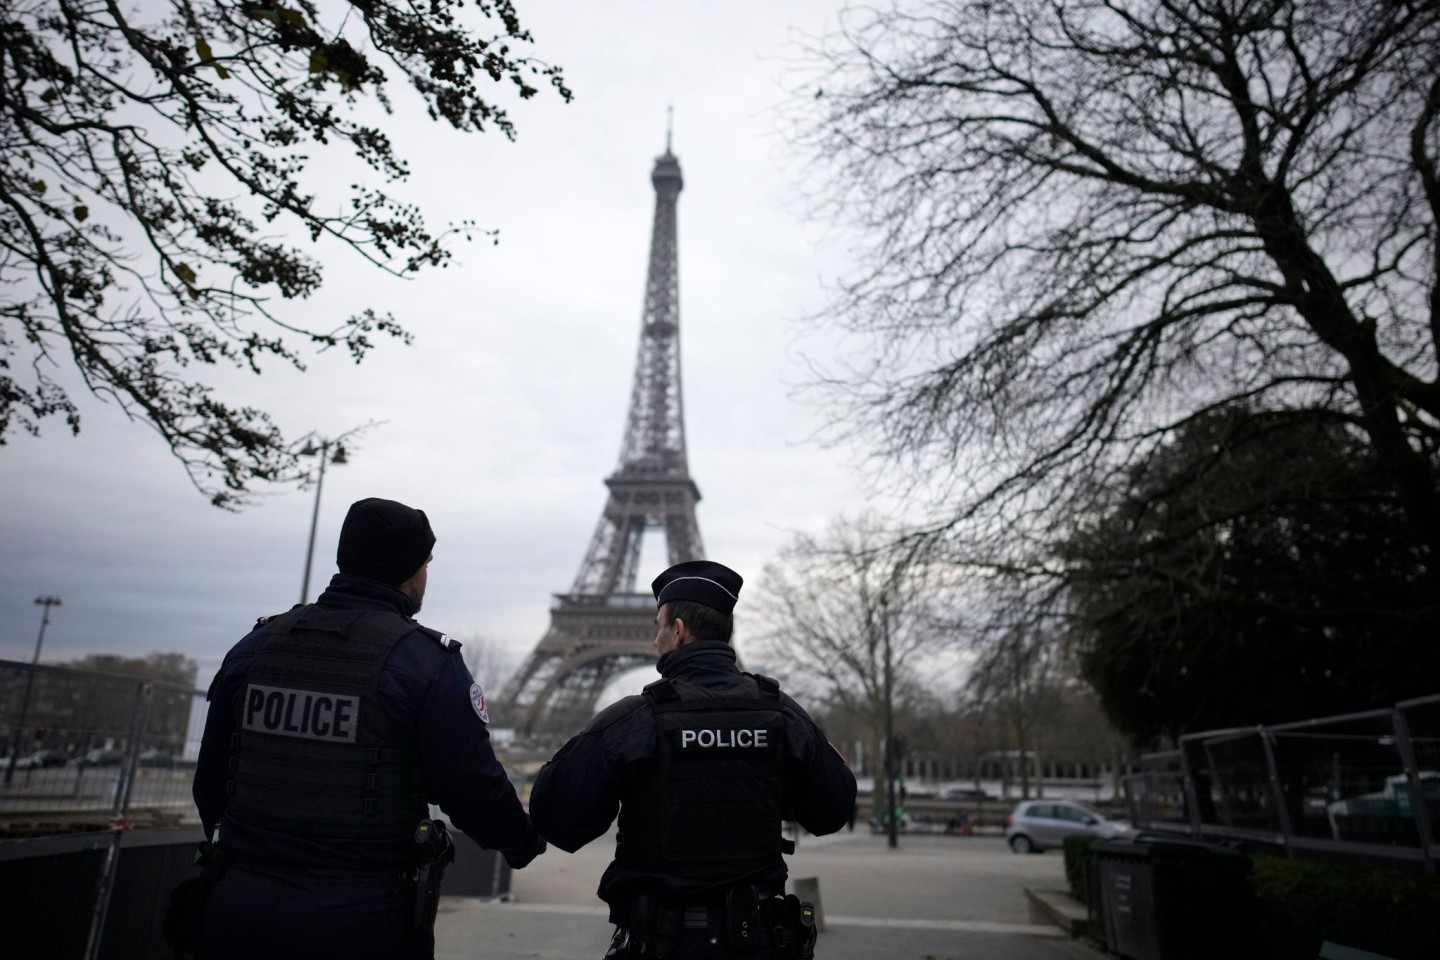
left=966, top=604, right=1068, bottom=799
left=750, top=513, right=941, bottom=731
left=2, top=0, right=569, bottom=505
left=789, top=0, right=1440, bottom=567
left=456, top=630, right=517, bottom=698
left=749, top=513, right=958, bottom=821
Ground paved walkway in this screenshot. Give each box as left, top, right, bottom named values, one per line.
left=434, top=830, right=1104, bottom=960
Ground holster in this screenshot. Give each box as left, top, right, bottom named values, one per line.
left=621, top=893, right=682, bottom=958
left=761, top=894, right=817, bottom=960
left=409, top=819, right=456, bottom=932
left=162, top=841, right=230, bottom=958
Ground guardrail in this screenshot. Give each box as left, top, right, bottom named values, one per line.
left=1122, top=692, right=1440, bottom=872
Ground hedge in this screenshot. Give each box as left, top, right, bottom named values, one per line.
left=1250, top=855, right=1440, bottom=960
left=1062, top=834, right=1096, bottom=904
left=1068, top=838, right=1439, bottom=959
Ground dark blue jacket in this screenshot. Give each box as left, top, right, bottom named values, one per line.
left=193, top=574, right=539, bottom=870
left=529, top=641, right=856, bottom=915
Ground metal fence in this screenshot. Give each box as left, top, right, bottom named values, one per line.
left=1122, top=692, right=1440, bottom=872
left=1, top=658, right=206, bottom=959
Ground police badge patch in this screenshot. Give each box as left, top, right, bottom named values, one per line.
left=469, top=683, right=489, bottom=723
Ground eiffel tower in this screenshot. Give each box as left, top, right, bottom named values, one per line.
left=508, top=136, right=704, bottom=739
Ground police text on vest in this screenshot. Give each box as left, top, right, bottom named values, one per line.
left=679, top=728, right=769, bottom=749
left=243, top=684, right=359, bottom=743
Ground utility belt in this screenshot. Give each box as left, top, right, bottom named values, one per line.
left=162, top=818, right=453, bottom=957
left=606, top=887, right=816, bottom=959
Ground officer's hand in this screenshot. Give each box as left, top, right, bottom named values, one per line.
left=503, top=833, right=547, bottom=870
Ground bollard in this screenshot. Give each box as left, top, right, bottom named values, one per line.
left=789, top=876, right=825, bottom=932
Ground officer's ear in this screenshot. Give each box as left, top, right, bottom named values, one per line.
left=672, top=617, right=695, bottom=646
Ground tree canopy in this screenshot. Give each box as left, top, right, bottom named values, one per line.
left=792, top=0, right=1440, bottom=564
left=1066, top=407, right=1438, bottom=742
left=66, top=650, right=198, bottom=688
left=2, top=0, right=569, bottom=505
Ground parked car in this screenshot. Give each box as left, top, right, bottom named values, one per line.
left=939, top=786, right=997, bottom=802
left=1, top=749, right=68, bottom=770
left=79, top=747, right=125, bottom=767
left=26, top=748, right=69, bottom=768
left=138, top=748, right=175, bottom=768
left=1325, top=771, right=1440, bottom=841
left=1004, top=799, right=1135, bottom=853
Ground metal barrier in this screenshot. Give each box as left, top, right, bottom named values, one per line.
left=1, top=659, right=206, bottom=959
left=1122, top=693, right=1440, bottom=872
left=1123, top=750, right=1190, bottom=832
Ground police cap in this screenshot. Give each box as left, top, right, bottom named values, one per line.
left=651, top=560, right=743, bottom=614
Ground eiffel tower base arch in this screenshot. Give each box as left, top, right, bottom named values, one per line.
left=507, top=595, right=659, bottom=742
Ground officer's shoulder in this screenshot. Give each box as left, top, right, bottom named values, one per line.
left=743, top=672, right=782, bottom=695
left=743, top=672, right=799, bottom=706
left=749, top=675, right=814, bottom=719
left=411, top=623, right=460, bottom=653
left=251, top=603, right=304, bottom=629
left=583, top=693, right=650, bottom=734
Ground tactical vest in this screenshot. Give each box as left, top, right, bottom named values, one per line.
left=224, top=606, right=425, bottom=844
left=616, top=674, right=788, bottom=881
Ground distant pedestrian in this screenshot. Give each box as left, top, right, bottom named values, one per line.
left=530, top=560, right=857, bottom=959
left=174, top=498, right=545, bottom=959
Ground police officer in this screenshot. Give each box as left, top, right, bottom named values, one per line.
left=189, top=498, right=546, bottom=959
left=530, top=560, right=857, bottom=959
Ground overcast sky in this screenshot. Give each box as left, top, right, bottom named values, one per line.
left=0, top=2, right=890, bottom=694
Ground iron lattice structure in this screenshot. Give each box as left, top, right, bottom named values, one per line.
left=508, top=145, right=705, bottom=739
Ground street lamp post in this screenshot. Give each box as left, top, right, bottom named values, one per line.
left=4, top=595, right=61, bottom=786
left=299, top=439, right=348, bottom=604
left=882, top=591, right=898, bottom=850
left=29, top=595, right=59, bottom=668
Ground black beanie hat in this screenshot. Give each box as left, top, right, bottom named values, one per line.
left=336, top=498, right=435, bottom=585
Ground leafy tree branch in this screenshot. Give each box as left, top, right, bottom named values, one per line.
left=1, top=0, right=569, bottom=504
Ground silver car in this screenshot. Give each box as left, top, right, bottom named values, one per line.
left=1004, top=799, right=1134, bottom=853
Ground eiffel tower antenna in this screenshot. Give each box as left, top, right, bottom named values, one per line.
left=507, top=138, right=705, bottom=738
left=666, top=104, right=673, bottom=153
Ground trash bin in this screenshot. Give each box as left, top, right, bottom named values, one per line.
left=1090, top=835, right=1252, bottom=960
left=443, top=831, right=513, bottom=899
